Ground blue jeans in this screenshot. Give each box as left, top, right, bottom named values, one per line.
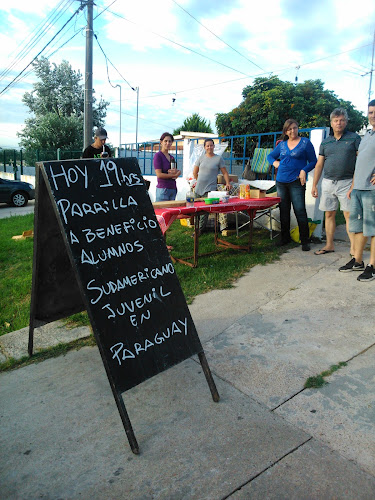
left=277, top=179, right=309, bottom=244
left=156, top=187, right=177, bottom=202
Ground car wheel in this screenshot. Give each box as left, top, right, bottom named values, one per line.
left=12, top=191, right=28, bottom=207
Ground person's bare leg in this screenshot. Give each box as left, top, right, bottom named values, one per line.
left=343, top=211, right=355, bottom=256
left=320, top=210, right=336, bottom=251
left=354, top=232, right=368, bottom=263
left=369, top=236, right=375, bottom=267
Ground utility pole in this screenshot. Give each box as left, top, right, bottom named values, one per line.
left=368, top=29, right=375, bottom=103
left=83, top=0, right=93, bottom=149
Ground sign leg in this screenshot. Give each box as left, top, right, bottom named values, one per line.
left=198, top=351, right=220, bottom=402
left=28, top=321, right=34, bottom=356
left=113, top=391, right=140, bottom=454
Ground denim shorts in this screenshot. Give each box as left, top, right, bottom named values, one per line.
left=319, top=178, right=352, bottom=212
left=155, top=187, right=177, bottom=202
left=349, top=190, right=375, bottom=237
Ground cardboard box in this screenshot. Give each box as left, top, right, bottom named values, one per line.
left=250, top=189, right=266, bottom=198
left=217, top=174, right=238, bottom=184
left=265, top=191, right=279, bottom=198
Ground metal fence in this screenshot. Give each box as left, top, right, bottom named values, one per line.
left=1, top=128, right=326, bottom=180
left=121, top=128, right=325, bottom=178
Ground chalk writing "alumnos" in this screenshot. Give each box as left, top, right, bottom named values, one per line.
left=81, top=240, right=144, bottom=265
left=110, top=317, right=188, bottom=365
left=57, top=196, right=138, bottom=224
left=87, top=263, right=175, bottom=305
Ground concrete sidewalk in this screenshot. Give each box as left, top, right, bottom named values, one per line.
left=1, top=237, right=375, bottom=499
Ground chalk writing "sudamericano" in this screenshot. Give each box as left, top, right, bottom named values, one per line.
left=86, top=262, right=175, bottom=305
left=110, top=317, right=188, bottom=365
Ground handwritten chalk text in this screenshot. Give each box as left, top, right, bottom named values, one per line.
left=110, top=317, right=188, bottom=365
left=86, top=263, right=175, bottom=305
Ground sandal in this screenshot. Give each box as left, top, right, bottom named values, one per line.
left=314, top=249, right=335, bottom=255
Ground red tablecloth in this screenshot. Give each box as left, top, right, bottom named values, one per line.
left=154, top=197, right=280, bottom=234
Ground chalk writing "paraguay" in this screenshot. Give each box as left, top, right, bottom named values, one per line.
left=110, top=317, right=188, bottom=365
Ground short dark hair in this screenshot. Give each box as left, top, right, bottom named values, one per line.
left=282, top=119, right=298, bottom=140
left=204, top=138, right=215, bottom=146
left=160, top=132, right=174, bottom=142
left=368, top=100, right=375, bottom=108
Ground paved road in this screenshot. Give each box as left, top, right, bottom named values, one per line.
left=0, top=200, right=35, bottom=219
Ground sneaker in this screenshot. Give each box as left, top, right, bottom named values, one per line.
left=302, top=244, right=310, bottom=251
left=357, top=265, right=375, bottom=282
left=339, top=258, right=365, bottom=273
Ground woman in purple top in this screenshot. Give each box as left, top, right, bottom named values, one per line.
left=267, top=119, right=317, bottom=251
left=153, top=132, right=181, bottom=202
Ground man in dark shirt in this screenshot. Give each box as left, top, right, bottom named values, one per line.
left=82, top=127, right=112, bottom=159
left=311, top=108, right=361, bottom=256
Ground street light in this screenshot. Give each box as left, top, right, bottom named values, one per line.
left=115, top=84, right=121, bottom=148
left=135, top=86, right=139, bottom=158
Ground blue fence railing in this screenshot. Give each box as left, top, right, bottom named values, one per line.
left=1, top=128, right=327, bottom=180
left=120, top=128, right=327, bottom=178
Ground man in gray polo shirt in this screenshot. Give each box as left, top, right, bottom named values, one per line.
left=338, top=100, right=375, bottom=281
left=311, top=108, right=361, bottom=255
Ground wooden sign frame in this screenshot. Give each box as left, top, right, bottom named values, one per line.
left=28, top=159, right=219, bottom=454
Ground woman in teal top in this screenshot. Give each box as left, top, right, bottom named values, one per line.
left=267, top=119, right=317, bottom=250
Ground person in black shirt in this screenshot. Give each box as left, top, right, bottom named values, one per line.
left=82, top=127, right=112, bottom=158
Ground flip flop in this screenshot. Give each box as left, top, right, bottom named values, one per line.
left=314, top=249, right=335, bottom=255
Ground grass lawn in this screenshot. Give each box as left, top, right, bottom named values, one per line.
left=0, top=213, right=287, bottom=336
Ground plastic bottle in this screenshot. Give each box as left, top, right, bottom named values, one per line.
left=186, top=188, right=195, bottom=208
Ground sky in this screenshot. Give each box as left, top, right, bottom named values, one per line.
left=0, top=0, right=374, bottom=149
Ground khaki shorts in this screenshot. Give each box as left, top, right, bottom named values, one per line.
left=319, top=178, right=352, bottom=212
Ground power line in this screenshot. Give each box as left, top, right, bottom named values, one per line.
left=106, top=9, right=254, bottom=78
left=0, top=0, right=75, bottom=83
left=124, top=42, right=374, bottom=101
left=107, top=106, right=172, bottom=129
left=94, top=34, right=136, bottom=91
left=0, top=5, right=84, bottom=96
left=171, top=0, right=264, bottom=72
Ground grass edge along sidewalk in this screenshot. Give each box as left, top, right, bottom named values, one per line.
left=0, top=211, right=287, bottom=341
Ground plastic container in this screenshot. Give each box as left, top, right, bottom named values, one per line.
left=186, top=189, right=195, bottom=207
left=205, top=198, right=220, bottom=204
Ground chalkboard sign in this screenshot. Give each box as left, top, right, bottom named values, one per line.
left=29, top=158, right=219, bottom=453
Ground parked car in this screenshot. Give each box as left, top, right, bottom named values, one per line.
left=0, top=178, right=35, bottom=207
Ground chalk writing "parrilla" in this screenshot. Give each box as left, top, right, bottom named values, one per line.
left=57, top=196, right=137, bottom=224
left=87, top=263, right=175, bottom=305
left=110, top=318, right=188, bottom=365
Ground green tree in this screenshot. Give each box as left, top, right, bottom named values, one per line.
left=18, top=57, right=109, bottom=151
left=216, top=77, right=366, bottom=137
left=173, top=113, right=213, bottom=136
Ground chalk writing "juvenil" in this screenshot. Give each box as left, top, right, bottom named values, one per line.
left=86, top=263, right=175, bottom=304
left=102, top=285, right=171, bottom=319
left=57, top=196, right=138, bottom=224
left=110, top=317, right=188, bottom=365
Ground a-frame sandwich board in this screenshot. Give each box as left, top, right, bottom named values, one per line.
left=28, top=158, right=219, bottom=454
